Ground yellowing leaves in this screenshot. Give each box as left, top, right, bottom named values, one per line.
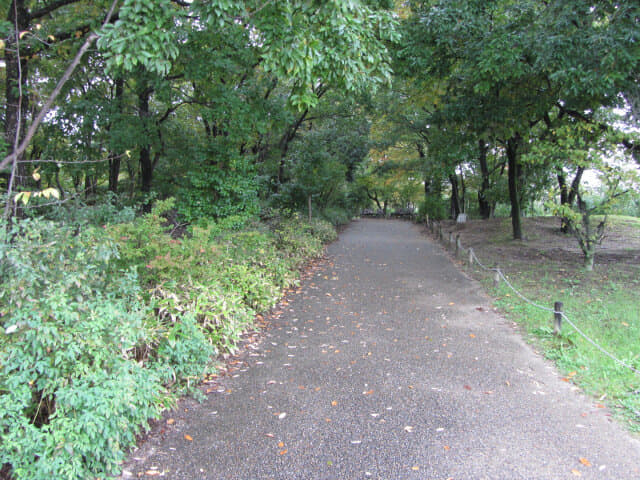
left=579, top=457, right=592, bottom=467
left=183, top=434, right=193, bottom=441
left=14, top=188, right=60, bottom=205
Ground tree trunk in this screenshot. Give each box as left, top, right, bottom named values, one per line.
left=4, top=0, right=30, bottom=194
left=84, top=173, right=97, bottom=199
left=277, top=108, right=309, bottom=188
left=477, top=139, right=491, bottom=219
left=108, top=77, right=124, bottom=193
left=506, top=135, right=523, bottom=240
left=558, top=166, right=584, bottom=233
left=137, top=87, right=154, bottom=211
left=449, top=173, right=461, bottom=219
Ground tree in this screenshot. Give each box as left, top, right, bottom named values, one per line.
left=2, top=0, right=399, bottom=219
left=398, top=0, right=640, bottom=238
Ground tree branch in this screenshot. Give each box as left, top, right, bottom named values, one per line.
left=30, top=0, right=84, bottom=20
left=1, top=0, right=120, bottom=172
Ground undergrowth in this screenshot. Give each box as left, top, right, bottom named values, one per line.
left=0, top=200, right=336, bottom=480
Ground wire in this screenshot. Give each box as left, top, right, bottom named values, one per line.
left=436, top=221, right=640, bottom=377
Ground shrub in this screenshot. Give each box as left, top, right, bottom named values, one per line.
left=0, top=216, right=219, bottom=479
left=0, top=204, right=337, bottom=479
left=417, top=196, right=448, bottom=221
left=0, top=220, right=169, bottom=479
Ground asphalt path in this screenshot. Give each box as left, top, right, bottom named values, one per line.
left=119, top=219, right=640, bottom=479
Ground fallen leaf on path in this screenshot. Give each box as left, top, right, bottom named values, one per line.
left=279, top=449, right=288, bottom=455
left=184, top=434, right=193, bottom=441
left=595, top=403, right=605, bottom=409
left=443, top=445, right=450, bottom=451
left=331, top=401, right=338, bottom=406
left=568, top=371, right=577, bottom=377
left=469, top=333, right=476, bottom=338
left=411, top=466, right=420, bottom=471
left=145, top=470, right=160, bottom=476
left=571, top=469, right=582, bottom=476
left=463, top=385, right=472, bottom=390
left=166, top=418, right=175, bottom=425
left=265, top=433, right=274, bottom=438
left=449, top=302, right=455, bottom=306
left=404, top=426, right=414, bottom=433
left=579, top=458, right=592, bottom=467
left=278, top=441, right=285, bottom=448
left=363, top=390, right=374, bottom=395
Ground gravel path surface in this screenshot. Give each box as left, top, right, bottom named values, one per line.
left=118, top=219, right=640, bottom=479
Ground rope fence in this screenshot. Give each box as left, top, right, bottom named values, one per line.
left=424, top=217, right=640, bottom=377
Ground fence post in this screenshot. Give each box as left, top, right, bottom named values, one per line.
left=449, top=232, right=453, bottom=245
left=468, top=247, right=474, bottom=266
left=455, top=234, right=462, bottom=257
left=493, top=269, right=501, bottom=288
left=553, top=301, right=563, bottom=335
left=438, top=224, right=443, bottom=241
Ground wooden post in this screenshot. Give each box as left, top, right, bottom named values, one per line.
left=455, top=234, right=462, bottom=257
left=468, top=247, right=474, bottom=266
left=308, top=195, right=312, bottom=222
left=439, top=224, right=443, bottom=241
left=449, top=232, right=453, bottom=244
left=553, top=301, right=563, bottom=335
left=493, top=269, right=500, bottom=288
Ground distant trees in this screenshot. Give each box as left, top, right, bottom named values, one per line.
left=393, top=0, right=640, bottom=238
left=1, top=0, right=398, bottom=219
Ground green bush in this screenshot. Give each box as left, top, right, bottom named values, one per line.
left=0, top=220, right=166, bottom=479
left=0, top=204, right=336, bottom=479
left=320, top=206, right=352, bottom=226
left=417, top=195, right=448, bottom=221
left=0, top=217, right=220, bottom=480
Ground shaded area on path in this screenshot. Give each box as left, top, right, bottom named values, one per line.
left=118, top=219, right=640, bottom=479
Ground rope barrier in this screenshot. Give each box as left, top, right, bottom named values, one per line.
left=432, top=221, right=640, bottom=377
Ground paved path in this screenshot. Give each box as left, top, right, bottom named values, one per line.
left=120, top=219, right=640, bottom=479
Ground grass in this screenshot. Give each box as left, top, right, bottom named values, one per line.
left=445, top=215, right=640, bottom=431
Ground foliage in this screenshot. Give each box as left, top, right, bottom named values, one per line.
left=0, top=219, right=171, bottom=479
left=417, top=195, right=448, bottom=221
left=549, top=163, right=639, bottom=271
left=176, top=160, right=260, bottom=222
left=0, top=202, right=335, bottom=479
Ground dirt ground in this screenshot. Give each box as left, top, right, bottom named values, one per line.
left=430, top=215, right=640, bottom=281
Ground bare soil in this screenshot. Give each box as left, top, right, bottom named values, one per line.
left=433, top=216, right=640, bottom=282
